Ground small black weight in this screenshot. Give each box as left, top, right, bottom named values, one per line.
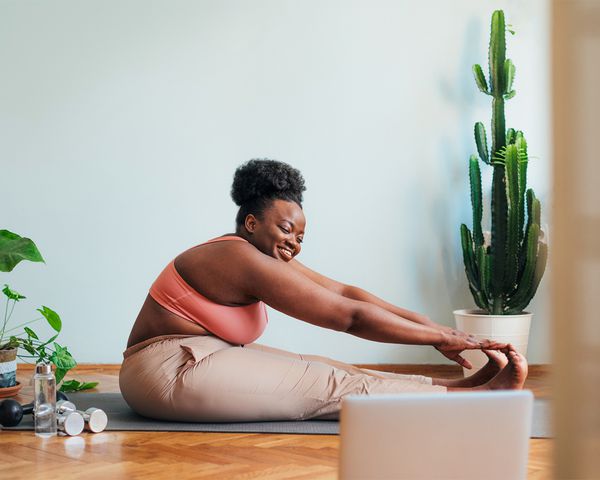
left=0, top=399, right=23, bottom=427
left=0, top=391, right=70, bottom=427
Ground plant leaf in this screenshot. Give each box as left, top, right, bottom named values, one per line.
left=36, top=346, right=47, bottom=363
left=79, top=382, right=99, bottom=390
left=59, top=379, right=99, bottom=393
left=49, top=343, right=77, bottom=371
left=1, top=336, right=19, bottom=349
left=24, top=327, right=39, bottom=339
left=54, top=368, right=68, bottom=384
left=59, top=379, right=81, bottom=390
left=39, top=333, right=59, bottom=347
left=2, top=284, right=26, bottom=301
left=37, top=306, right=62, bottom=332
left=0, top=230, right=45, bottom=272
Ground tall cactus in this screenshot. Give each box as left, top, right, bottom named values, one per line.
left=460, top=10, right=547, bottom=315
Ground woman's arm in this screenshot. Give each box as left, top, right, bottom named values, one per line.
left=289, top=260, right=441, bottom=329
left=230, top=245, right=500, bottom=367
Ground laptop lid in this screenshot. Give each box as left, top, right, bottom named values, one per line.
left=339, top=390, right=533, bottom=480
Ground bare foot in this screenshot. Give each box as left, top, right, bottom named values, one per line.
left=483, top=350, right=528, bottom=390
left=432, top=349, right=509, bottom=388
left=464, top=349, right=509, bottom=387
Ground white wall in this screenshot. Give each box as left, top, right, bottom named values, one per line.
left=0, top=0, right=551, bottom=364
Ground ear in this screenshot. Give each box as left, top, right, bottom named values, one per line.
left=244, top=214, right=258, bottom=234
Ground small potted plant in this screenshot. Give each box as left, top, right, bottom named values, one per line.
left=0, top=230, right=96, bottom=395
left=454, top=10, right=548, bottom=375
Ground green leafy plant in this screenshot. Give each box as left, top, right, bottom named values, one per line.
left=0, top=229, right=45, bottom=272
left=0, top=230, right=97, bottom=391
left=460, top=10, right=548, bottom=315
left=60, top=379, right=99, bottom=393
left=0, top=284, right=76, bottom=383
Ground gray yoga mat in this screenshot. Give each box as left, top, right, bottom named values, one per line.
left=5, top=392, right=552, bottom=438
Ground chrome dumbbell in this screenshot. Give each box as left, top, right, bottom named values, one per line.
left=56, top=400, right=108, bottom=434
left=57, top=410, right=85, bottom=436
left=77, top=408, right=108, bottom=433
left=56, top=400, right=77, bottom=415
left=55, top=400, right=85, bottom=436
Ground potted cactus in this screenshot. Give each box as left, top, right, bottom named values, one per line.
left=454, top=10, right=548, bottom=375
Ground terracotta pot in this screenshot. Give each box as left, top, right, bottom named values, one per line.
left=0, top=348, right=18, bottom=388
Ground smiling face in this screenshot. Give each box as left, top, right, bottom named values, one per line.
left=242, top=199, right=306, bottom=262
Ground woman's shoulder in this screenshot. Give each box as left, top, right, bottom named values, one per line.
left=205, top=233, right=247, bottom=243
left=175, top=233, right=261, bottom=270
left=179, top=234, right=252, bottom=256
left=173, top=235, right=263, bottom=304
left=192, top=234, right=247, bottom=247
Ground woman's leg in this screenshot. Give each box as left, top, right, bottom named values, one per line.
left=245, top=345, right=527, bottom=398
left=121, top=336, right=526, bottom=423
left=245, top=342, right=513, bottom=389
left=244, top=342, right=433, bottom=384
left=171, top=340, right=446, bottom=422
left=246, top=342, right=506, bottom=387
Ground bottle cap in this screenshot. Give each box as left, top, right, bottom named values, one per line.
left=35, top=363, right=52, bottom=374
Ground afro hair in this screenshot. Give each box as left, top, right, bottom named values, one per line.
left=231, top=159, right=306, bottom=226
left=231, top=159, right=306, bottom=206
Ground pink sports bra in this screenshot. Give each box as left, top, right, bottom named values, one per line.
left=149, top=236, right=268, bottom=345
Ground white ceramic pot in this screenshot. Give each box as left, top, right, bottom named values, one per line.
left=453, top=309, right=532, bottom=377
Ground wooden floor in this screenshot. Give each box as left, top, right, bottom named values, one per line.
left=1, top=364, right=552, bottom=479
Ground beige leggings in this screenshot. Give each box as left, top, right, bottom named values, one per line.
left=119, top=334, right=446, bottom=422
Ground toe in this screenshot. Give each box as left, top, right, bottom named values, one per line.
left=483, top=349, right=508, bottom=366
left=483, top=349, right=499, bottom=361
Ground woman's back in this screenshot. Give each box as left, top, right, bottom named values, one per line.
left=126, top=236, right=267, bottom=348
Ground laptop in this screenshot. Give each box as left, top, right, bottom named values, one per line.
left=339, top=390, right=533, bottom=480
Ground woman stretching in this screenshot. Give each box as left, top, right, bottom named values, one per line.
left=120, top=159, right=527, bottom=422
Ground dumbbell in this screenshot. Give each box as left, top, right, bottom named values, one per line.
left=0, top=391, right=70, bottom=427
left=56, top=402, right=107, bottom=433
left=55, top=401, right=107, bottom=434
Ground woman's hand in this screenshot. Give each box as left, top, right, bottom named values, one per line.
left=435, top=330, right=509, bottom=369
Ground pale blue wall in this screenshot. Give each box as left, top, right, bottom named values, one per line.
left=0, top=0, right=551, bottom=363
